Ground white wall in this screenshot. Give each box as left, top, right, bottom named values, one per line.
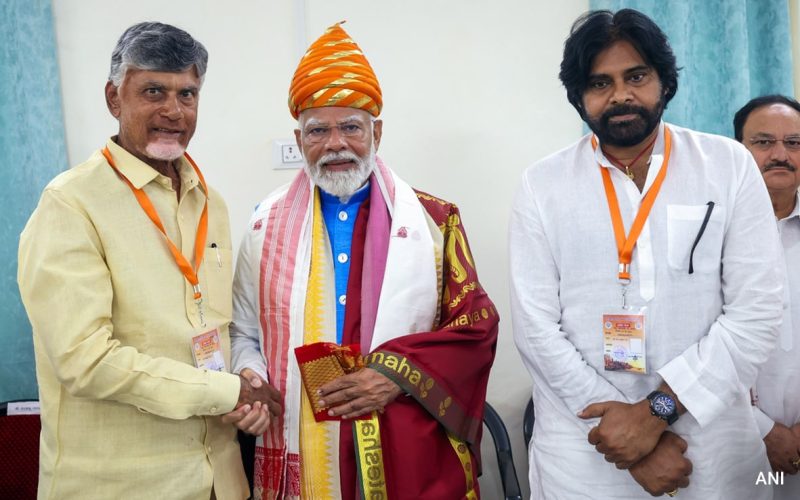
left=52, top=0, right=589, bottom=497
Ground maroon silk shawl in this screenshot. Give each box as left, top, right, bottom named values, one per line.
left=338, top=191, right=499, bottom=499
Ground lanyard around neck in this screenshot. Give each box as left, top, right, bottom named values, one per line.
left=102, top=146, right=209, bottom=303
left=591, top=126, right=672, bottom=282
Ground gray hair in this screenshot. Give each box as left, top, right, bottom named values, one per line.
left=108, top=22, right=208, bottom=87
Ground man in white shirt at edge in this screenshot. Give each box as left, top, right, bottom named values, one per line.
left=510, top=9, right=782, bottom=499
left=734, top=94, right=800, bottom=499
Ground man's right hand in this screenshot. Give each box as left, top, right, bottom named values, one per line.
left=222, top=368, right=283, bottom=435
left=222, top=401, right=271, bottom=435
left=764, top=422, right=800, bottom=474
left=236, top=368, right=282, bottom=416
left=628, top=431, right=692, bottom=496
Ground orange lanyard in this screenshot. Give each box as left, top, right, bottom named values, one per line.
left=591, top=127, right=672, bottom=284
left=102, top=146, right=209, bottom=322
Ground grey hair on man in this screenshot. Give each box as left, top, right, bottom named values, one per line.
left=108, top=22, right=208, bottom=87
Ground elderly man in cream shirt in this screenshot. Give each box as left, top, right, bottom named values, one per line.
left=18, top=22, right=279, bottom=499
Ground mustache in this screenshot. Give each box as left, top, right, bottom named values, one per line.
left=318, top=151, right=361, bottom=166
left=602, top=104, right=647, bottom=120
left=764, top=160, right=796, bottom=172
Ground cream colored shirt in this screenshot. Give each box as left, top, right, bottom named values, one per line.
left=18, top=139, right=247, bottom=500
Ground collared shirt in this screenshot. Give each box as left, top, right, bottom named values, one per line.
left=319, top=182, right=370, bottom=343
left=510, top=122, right=782, bottom=499
left=752, top=191, right=800, bottom=436
left=17, top=138, right=246, bottom=500
left=751, top=191, right=800, bottom=499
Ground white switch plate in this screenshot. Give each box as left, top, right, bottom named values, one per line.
left=272, top=139, right=304, bottom=169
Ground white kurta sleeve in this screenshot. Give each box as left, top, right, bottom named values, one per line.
left=230, top=215, right=269, bottom=381
left=658, top=150, right=782, bottom=428
left=753, top=405, right=776, bottom=438
left=510, top=172, right=627, bottom=427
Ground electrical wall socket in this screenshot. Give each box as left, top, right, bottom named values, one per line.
left=272, top=139, right=304, bottom=169
left=281, top=144, right=303, bottom=163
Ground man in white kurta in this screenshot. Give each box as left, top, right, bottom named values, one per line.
left=510, top=9, right=782, bottom=500
left=735, top=95, right=800, bottom=499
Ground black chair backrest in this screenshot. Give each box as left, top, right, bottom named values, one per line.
left=483, top=402, right=522, bottom=500
left=243, top=404, right=525, bottom=500
left=523, top=397, right=534, bottom=447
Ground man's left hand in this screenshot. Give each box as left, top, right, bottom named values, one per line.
left=764, top=422, right=800, bottom=474
left=318, top=368, right=402, bottom=419
left=628, top=431, right=692, bottom=496
left=580, top=400, right=667, bottom=469
left=792, top=422, right=800, bottom=472
left=222, top=402, right=272, bottom=435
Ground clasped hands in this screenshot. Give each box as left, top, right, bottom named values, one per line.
left=317, top=367, right=402, bottom=419
left=579, top=400, right=692, bottom=496
left=222, top=368, right=282, bottom=435
left=223, top=367, right=401, bottom=434
left=764, top=421, right=800, bottom=474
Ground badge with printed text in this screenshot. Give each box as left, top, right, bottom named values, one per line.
left=603, top=311, right=647, bottom=374
left=191, top=328, right=226, bottom=372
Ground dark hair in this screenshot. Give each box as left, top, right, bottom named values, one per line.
left=109, top=22, right=208, bottom=86
left=733, top=95, right=800, bottom=141
left=559, top=9, right=679, bottom=117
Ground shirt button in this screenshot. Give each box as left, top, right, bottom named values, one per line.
left=207, top=445, right=213, bottom=453
left=339, top=294, right=347, bottom=305
left=210, top=406, right=218, bottom=413
left=338, top=211, right=348, bottom=221
left=337, top=253, right=348, bottom=263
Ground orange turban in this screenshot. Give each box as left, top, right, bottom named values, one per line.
left=288, top=22, right=382, bottom=119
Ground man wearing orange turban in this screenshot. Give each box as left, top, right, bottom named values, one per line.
left=229, top=22, right=498, bottom=499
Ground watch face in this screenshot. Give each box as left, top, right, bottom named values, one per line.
left=652, top=394, right=676, bottom=416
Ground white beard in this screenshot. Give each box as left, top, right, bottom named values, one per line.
left=146, top=141, right=185, bottom=161
left=305, top=146, right=376, bottom=197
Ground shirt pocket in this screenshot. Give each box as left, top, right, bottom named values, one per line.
left=666, top=204, right=725, bottom=274
left=202, top=245, right=233, bottom=319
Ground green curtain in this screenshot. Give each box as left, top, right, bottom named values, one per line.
left=0, top=0, right=67, bottom=401
left=590, top=0, right=795, bottom=137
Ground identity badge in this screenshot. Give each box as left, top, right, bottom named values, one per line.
left=191, top=329, right=226, bottom=372
left=602, top=311, right=646, bottom=374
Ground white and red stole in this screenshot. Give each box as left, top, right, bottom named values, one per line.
left=253, top=158, right=442, bottom=499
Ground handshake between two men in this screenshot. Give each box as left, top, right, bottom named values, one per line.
left=221, top=367, right=403, bottom=436
left=223, top=368, right=283, bottom=435
left=579, top=384, right=693, bottom=497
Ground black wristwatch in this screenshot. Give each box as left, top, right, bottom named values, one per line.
left=646, top=390, right=679, bottom=425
